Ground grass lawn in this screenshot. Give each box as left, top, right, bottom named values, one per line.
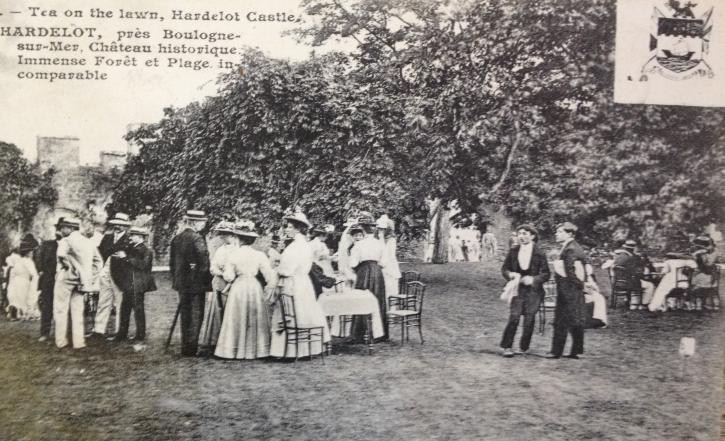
left=0, top=259, right=722, bottom=441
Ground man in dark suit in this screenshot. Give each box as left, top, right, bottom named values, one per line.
left=170, top=210, right=212, bottom=356
left=113, top=227, right=156, bottom=349
left=35, top=218, right=75, bottom=342
left=612, top=240, right=655, bottom=310
left=499, top=224, right=550, bottom=357
left=547, top=222, right=588, bottom=359
left=91, top=213, right=133, bottom=339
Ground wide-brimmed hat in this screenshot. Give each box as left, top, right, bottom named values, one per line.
left=376, top=214, right=392, bottom=229
left=57, top=217, right=81, bottom=229
left=311, top=225, right=328, bottom=235
left=184, top=210, right=208, bottom=222
left=357, top=215, right=376, bottom=226
left=283, top=211, right=311, bottom=229
left=234, top=220, right=259, bottom=238
left=108, top=213, right=131, bottom=226
left=516, top=223, right=538, bottom=238
left=128, top=226, right=150, bottom=237
left=212, top=221, right=236, bottom=235
left=19, top=235, right=39, bottom=253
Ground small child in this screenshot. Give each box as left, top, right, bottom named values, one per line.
left=114, top=227, right=156, bottom=351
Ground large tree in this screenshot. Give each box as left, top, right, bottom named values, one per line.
left=0, top=141, right=57, bottom=256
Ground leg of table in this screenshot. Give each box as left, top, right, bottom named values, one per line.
left=367, top=314, right=373, bottom=355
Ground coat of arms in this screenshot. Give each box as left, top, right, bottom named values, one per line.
left=640, top=1, right=714, bottom=81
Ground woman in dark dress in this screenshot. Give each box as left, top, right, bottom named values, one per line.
left=349, top=216, right=388, bottom=342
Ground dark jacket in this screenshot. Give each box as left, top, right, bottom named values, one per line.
left=99, top=232, right=133, bottom=287
left=501, top=243, right=550, bottom=298
left=613, top=251, right=645, bottom=291
left=555, top=240, right=588, bottom=326
left=35, top=239, right=58, bottom=294
left=169, top=228, right=212, bottom=293
left=120, top=242, right=157, bottom=294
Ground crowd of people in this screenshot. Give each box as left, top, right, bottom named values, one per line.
left=0, top=208, right=402, bottom=360
left=600, top=235, right=720, bottom=312
left=1, top=209, right=719, bottom=364
left=497, top=223, right=721, bottom=359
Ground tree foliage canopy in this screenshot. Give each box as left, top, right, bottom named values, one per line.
left=112, top=0, right=724, bottom=251
left=0, top=141, right=57, bottom=255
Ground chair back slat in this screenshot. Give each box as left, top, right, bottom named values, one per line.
left=279, top=293, right=298, bottom=331
left=402, top=281, right=425, bottom=311
left=675, top=266, right=693, bottom=285
left=399, top=271, right=421, bottom=292
left=612, top=266, right=634, bottom=291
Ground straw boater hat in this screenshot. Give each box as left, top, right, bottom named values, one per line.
left=622, top=240, right=637, bottom=251
left=234, top=220, right=259, bottom=238
left=693, top=235, right=712, bottom=248
left=212, top=221, right=236, bottom=235
left=357, top=214, right=376, bottom=226
left=108, top=213, right=131, bottom=227
left=57, top=217, right=81, bottom=230
left=312, top=225, right=328, bottom=235
left=129, top=226, right=150, bottom=237
left=283, top=211, right=311, bottom=229
left=184, top=210, right=208, bottom=221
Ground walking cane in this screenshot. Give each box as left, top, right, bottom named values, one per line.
left=164, top=301, right=182, bottom=352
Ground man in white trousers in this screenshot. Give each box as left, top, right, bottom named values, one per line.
left=90, top=213, right=132, bottom=340
left=54, top=218, right=102, bottom=349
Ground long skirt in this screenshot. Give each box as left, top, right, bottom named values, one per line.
left=351, top=260, right=387, bottom=342
left=270, top=275, right=330, bottom=358
left=383, top=273, right=400, bottom=310
left=7, top=276, right=31, bottom=317
left=198, top=289, right=224, bottom=350
left=215, top=276, right=271, bottom=359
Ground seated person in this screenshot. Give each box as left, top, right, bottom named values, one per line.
left=649, top=252, right=698, bottom=312
left=690, top=236, right=720, bottom=311
left=612, top=240, right=655, bottom=310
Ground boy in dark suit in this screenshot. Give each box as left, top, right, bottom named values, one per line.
left=113, top=227, right=156, bottom=349
left=499, top=224, right=550, bottom=357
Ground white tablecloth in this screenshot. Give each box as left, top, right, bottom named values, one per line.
left=317, top=289, right=384, bottom=338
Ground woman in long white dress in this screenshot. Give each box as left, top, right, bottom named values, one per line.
left=376, top=215, right=401, bottom=307
left=6, top=237, right=39, bottom=320
left=215, top=222, right=277, bottom=359
left=309, top=227, right=335, bottom=277
left=269, top=212, right=331, bottom=358
left=198, top=221, right=238, bottom=352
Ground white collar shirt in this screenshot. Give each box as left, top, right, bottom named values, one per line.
left=518, top=242, right=533, bottom=270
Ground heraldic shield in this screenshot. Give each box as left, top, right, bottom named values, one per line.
left=641, top=1, right=714, bottom=81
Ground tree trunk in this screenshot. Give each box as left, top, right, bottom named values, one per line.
left=431, top=201, right=451, bottom=264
